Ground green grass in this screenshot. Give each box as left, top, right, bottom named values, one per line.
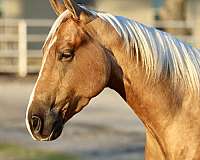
left=0, top=143, right=78, bottom=160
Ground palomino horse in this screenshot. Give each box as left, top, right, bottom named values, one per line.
left=26, top=0, right=200, bottom=159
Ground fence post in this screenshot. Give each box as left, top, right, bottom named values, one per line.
left=18, top=20, right=27, bottom=77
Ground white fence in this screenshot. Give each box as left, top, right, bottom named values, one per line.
left=0, top=19, right=54, bottom=77
left=0, top=19, right=199, bottom=77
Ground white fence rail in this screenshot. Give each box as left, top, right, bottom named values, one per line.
left=0, top=19, right=199, bottom=77
left=0, top=19, right=54, bottom=77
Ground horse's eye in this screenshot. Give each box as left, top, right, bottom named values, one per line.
left=59, top=50, right=74, bottom=61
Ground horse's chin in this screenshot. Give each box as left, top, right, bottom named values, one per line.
left=47, top=126, right=63, bottom=141
left=38, top=130, right=63, bottom=142
left=38, top=122, right=64, bottom=142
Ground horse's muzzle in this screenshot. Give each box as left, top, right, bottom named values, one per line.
left=29, top=110, right=64, bottom=141
left=31, top=116, right=42, bottom=134
left=46, top=119, right=63, bottom=141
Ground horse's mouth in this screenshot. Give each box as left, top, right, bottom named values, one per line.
left=33, top=102, right=72, bottom=142
left=48, top=126, right=63, bottom=141
left=40, top=121, right=64, bottom=141
left=42, top=102, right=75, bottom=141
left=29, top=99, right=80, bottom=142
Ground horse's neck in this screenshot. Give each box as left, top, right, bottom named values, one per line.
left=107, top=44, right=183, bottom=159
left=89, top=17, right=200, bottom=159
left=108, top=48, right=175, bottom=125
left=90, top=18, right=180, bottom=154
left=88, top=18, right=169, bottom=115
left=88, top=19, right=174, bottom=123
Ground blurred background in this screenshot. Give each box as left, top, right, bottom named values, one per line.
left=0, top=0, right=199, bottom=160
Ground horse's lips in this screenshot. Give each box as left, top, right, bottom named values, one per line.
left=39, top=116, right=64, bottom=142
left=48, top=126, right=63, bottom=141
left=40, top=102, right=71, bottom=141
left=48, top=128, right=56, bottom=141
left=40, top=124, right=63, bottom=141
left=48, top=118, right=64, bottom=141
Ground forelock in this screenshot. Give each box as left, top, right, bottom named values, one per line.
left=43, top=10, right=71, bottom=50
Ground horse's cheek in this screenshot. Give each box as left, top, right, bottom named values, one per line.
left=89, top=63, right=110, bottom=96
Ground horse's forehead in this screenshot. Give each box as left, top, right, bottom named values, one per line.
left=43, top=22, right=73, bottom=50
left=57, top=21, right=80, bottom=38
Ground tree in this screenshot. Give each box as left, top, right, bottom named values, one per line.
left=159, top=0, right=189, bottom=35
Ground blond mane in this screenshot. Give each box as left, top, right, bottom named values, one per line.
left=45, top=6, right=200, bottom=95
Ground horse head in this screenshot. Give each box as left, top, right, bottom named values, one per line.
left=26, top=0, right=112, bottom=141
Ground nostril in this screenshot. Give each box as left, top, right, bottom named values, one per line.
left=31, top=116, right=42, bottom=134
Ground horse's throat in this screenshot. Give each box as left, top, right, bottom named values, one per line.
left=108, top=54, right=174, bottom=158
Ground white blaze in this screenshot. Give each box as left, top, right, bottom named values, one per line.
left=25, top=36, right=57, bottom=140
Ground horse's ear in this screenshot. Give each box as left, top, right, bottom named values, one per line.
left=63, top=0, right=81, bottom=19
left=63, top=0, right=94, bottom=23
left=49, top=0, right=66, bottom=16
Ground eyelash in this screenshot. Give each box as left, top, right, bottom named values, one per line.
left=58, top=49, right=74, bottom=61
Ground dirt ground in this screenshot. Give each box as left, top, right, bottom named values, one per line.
left=0, top=76, right=145, bottom=160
